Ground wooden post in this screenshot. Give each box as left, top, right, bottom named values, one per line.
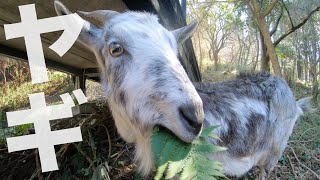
left=73, top=75, right=86, bottom=94
left=181, top=0, right=187, bottom=19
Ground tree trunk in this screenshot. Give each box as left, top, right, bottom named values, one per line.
left=250, top=0, right=281, bottom=76
left=319, top=57, right=320, bottom=77
left=312, top=79, right=318, bottom=102
left=260, top=40, right=270, bottom=71
left=243, top=44, right=250, bottom=67
left=304, top=59, right=309, bottom=82
left=296, top=40, right=303, bottom=80
left=196, top=32, right=203, bottom=72
left=252, top=31, right=260, bottom=72
left=0, top=68, right=6, bottom=84
left=238, top=43, right=243, bottom=69
left=292, top=58, right=296, bottom=80
left=257, top=17, right=281, bottom=75
left=213, top=51, right=219, bottom=71
left=311, top=67, right=318, bottom=101
left=297, top=60, right=303, bottom=80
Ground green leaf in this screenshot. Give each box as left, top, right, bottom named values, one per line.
left=151, top=126, right=226, bottom=180
left=165, top=146, right=191, bottom=179
left=154, top=162, right=168, bottom=180
left=180, top=158, right=196, bottom=180
left=194, top=139, right=226, bottom=154
left=200, top=125, right=220, bottom=137
left=208, top=133, right=221, bottom=140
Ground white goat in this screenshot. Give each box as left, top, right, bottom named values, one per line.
left=55, top=1, right=312, bottom=179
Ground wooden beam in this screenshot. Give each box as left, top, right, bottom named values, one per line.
left=0, top=44, right=101, bottom=83
left=0, top=44, right=83, bottom=75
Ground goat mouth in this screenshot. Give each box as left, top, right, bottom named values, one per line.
left=180, top=116, right=203, bottom=137
left=157, top=124, right=200, bottom=143
left=179, top=110, right=203, bottom=137
left=156, top=113, right=203, bottom=143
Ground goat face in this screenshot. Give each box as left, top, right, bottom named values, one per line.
left=55, top=1, right=204, bottom=143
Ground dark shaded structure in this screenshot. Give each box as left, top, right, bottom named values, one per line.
left=0, top=0, right=201, bottom=91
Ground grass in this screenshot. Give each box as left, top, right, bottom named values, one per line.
left=0, top=71, right=73, bottom=143
left=287, top=113, right=320, bottom=172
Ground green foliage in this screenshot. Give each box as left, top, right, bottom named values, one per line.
left=0, top=72, right=73, bottom=144
left=151, top=126, right=226, bottom=180
left=276, top=44, right=295, bottom=59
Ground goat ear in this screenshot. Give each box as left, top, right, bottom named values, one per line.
left=172, top=21, right=199, bottom=44
left=54, top=0, right=102, bottom=50
left=77, top=10, right=120, bottom=26
left=54, top=0, right=71, bottom=16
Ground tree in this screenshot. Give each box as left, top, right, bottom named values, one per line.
left=187, top=0, right=320, bottom=82
left=244, top=0, right=282, bottom=75
left=242, top=0, right=320, bottom=76
left=188, top=1, right=235, bottom=71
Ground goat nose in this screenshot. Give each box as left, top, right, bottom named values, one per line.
left=179, top=105, right=203, bottom=133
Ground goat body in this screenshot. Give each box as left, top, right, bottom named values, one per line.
left=194, top=71, right=309, bottom=178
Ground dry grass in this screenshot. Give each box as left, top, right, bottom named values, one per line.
left=0, top=72, right=74, bottom=143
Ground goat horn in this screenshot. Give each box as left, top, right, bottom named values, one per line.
left=77, top=10, right=120, bottom=24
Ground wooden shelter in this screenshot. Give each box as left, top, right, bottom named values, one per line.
left=0, top=0, right=201, bottom=91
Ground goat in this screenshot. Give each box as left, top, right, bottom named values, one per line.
left=54, top=1, right=312, bottom=179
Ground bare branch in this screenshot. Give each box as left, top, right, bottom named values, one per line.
left=250, top=0, right=261, bottom=15
left=274, top=6, right=320, bottom=46
left=262, top=0, right=281, bottom=17
left=196, top=0, right=237, bottom=4
left=188, top=0, right=216, bottom=25
left=238, top=0, right=253, bottom=15
left=291, top=147, right=320, bottom=179
left=270, top=6, right=284, bottom=36
left=287, top=154, right=297, bottom=179
left=282, top=0, right=294, bottom=28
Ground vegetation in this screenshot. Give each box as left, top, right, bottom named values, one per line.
left=152, top=126, right=225, bottom=180
left=0, top=59, right=73, bottom=144
left=189, top=0, right=320, bottom=88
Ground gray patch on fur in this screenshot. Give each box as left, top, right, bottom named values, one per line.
left=153, top=78, right=167, bottom=89
left=119, top=90, right=127, bottom=106
left=197, top=72, right=297, bottom=159
left=109, top=54, right=132, bottom=90
left=145, top=60, right=166, bottom=79
left=149, top=91, right=168, bottom=101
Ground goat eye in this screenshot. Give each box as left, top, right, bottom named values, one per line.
left=109, top=42, right=124, bottom=57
